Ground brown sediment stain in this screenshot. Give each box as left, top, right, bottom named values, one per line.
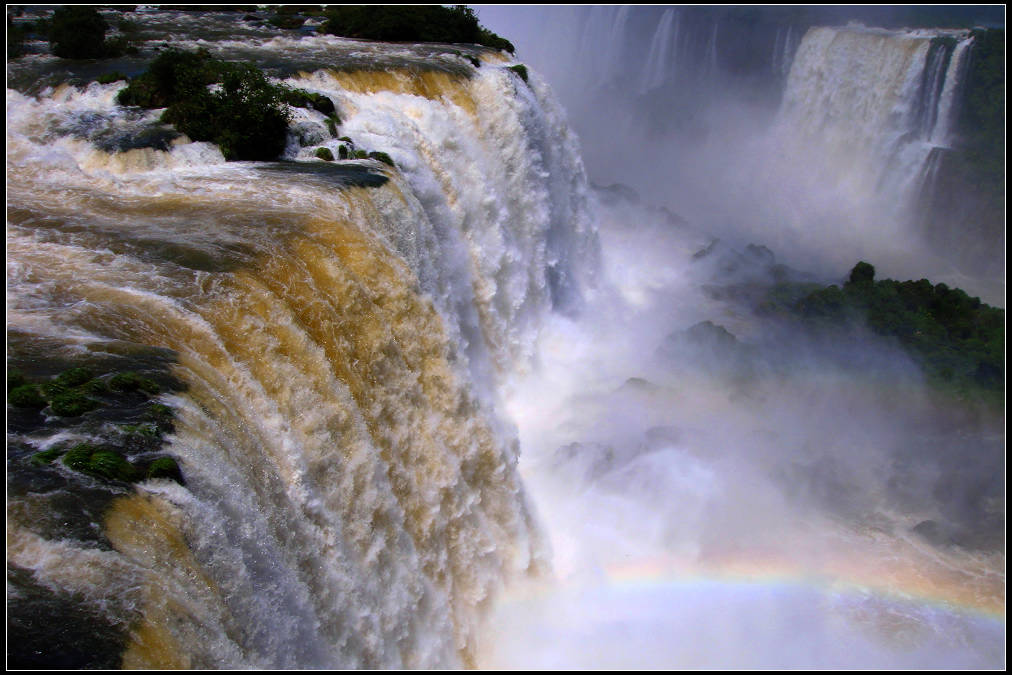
left=323, top=68, right=477, bottom=117
left=105, top=493, right=218, bottom=670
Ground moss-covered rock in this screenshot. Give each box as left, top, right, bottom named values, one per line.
left=63, top=444, right=137, bottom=482
left=109, top=371, right=160, bottom=395
left=30, top=447, right=64, bottom=466
left=507, top=64, right=529, bottom=84
left=144, top=403, right=175, bottom=432
left=57, top=367, right=95, bottom=387
left=282, top=88, right=336, bottom=116
left=315, top=146, right=335, bottom=161
left=146, top=457, right=184, bottom=484
left=338, top=144, right=350, bottom=160
left=49, top=391, right=101, bottom=417
left=9, top=384, right=48, bottom=410
left=368, top=151, right=394, bottom=167
left=325, top=116, right=340, bottom=138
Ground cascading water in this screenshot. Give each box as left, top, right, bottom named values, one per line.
left=776, top=25, right=974, bottom=214
left=7, top=7, right=1004, bottom=671
left=7, top=12, right=597, bottom=668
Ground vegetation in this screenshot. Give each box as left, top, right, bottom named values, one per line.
left=282, top=88, right=337, bottom=116
left=119, top=49, right=292, bottom=161
left=763, top=262, right=1004, bottom=403
left=315, top=147, right=334, bottom=161
left=96, top=71, right=128, bottom=84
left=109, top=371, right=161, bottom=394
left=9, top=384, right=48, bottom=409
left=507, top=64, right=529, bottom=84
left=321, top=5, right=514, bottom=53
left=368, top=151, right=394, bottom=167
left=47, top=6, right=137, bottom=59
left=7, top=15, right=27, bottom=58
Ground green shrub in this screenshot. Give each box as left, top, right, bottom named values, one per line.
left=163, top=62, right=291, bottom=161
left=96, top=71, right=128, bottom=85
left=117, top=48, right=223, bottom=109
left=50, top=6, right=109, bottom=59
left=269, top=14, right=306, bottom=30
left=8, top=370, right=28, bottom=390
left=7, top=15, right=27, bottom=59
left=315, top=147, right=335, bottom=161
left=507, top=64, right=529, bottom=84
left=9, top=385, right=47, bottom=409
left=322, top=5, right=514, bottom=52
left=368, top=151, right=394, bottom=167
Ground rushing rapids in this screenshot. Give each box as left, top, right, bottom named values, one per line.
left=7, top=12, right=597, bottom=668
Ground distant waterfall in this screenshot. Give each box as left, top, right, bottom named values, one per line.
left=776, top=26, right=974, bottom=210
left=638, top=9, right=678, bottom=94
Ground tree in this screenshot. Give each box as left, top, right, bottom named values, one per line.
left=50, top=7, right=109, bottom=59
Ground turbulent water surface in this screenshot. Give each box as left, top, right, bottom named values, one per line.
left=6, top=7, right=1005, bottom=670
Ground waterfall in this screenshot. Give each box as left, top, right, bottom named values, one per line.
left=638, top=9, right=678, bottom=94
left=930, top=36, right=974, bottom=146
left=776, top=25, right=973, bottom=212
left=6, top=26, right=598, bottom=669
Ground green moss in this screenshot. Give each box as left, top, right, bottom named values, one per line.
left=63, top=444, right=136, bottom=482
left=144, top=403, right=175, bottom=432
left=282, top=88, right=336, bottom=115
left=353, top=149, right=369, bottom=159
left=30, top=447, right=65, bottom=466
left=338, top=144, right=349, bottom=160
left=88, top=450, right=138, bottom=482
left=367, top=151, right=394, bottom=167
left=109, top=371, right=160, bottom=395
left=146, top=457, right=183, bottom=484
left=62, top=444, right=97, bottom=472
left=338, top=136, right=352, bottom=143
left=9, top=384, right=47, bottom=409
left=121, top=423, right=161, bottom=438
left=315, top=147, right=335, bottom=161
left=49, top=391, right=101, bottom=417
left=83, top=378, right=110, bottom=395
left=57, top=367, right=94, bottom=387
left=325, top=116, right=340, bottom=138
left=507, top=64, right=529, bottom=84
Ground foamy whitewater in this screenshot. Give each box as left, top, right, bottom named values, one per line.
left=6, top=8, right=1005, bottom=670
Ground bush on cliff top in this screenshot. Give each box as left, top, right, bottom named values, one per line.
left=118, top=49, right=292, bottom=161
left=322, top=5, right=515, bottom=53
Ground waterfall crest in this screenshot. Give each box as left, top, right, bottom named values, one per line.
left=7, top=39, right=598, bottom=668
